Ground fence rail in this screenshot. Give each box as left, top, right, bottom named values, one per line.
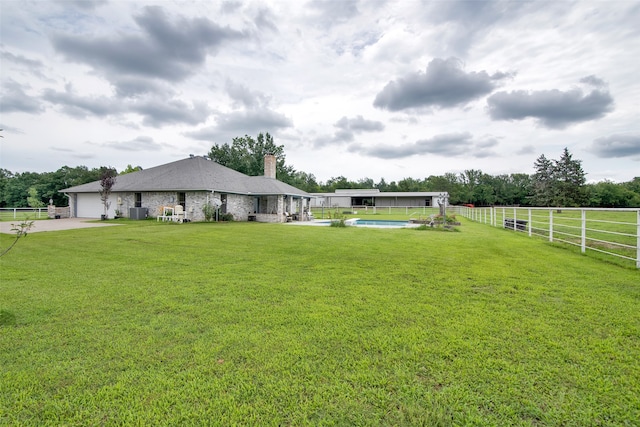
left=454, top=206, right=640, bottom=268
left=0, top=207, right=47, bottom=220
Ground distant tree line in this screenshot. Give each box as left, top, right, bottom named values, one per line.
left=0, top=165, right=140, bottom=208
left=1, top=135, right=638, bottom=208
left=209, top=135, right=640, bottom=208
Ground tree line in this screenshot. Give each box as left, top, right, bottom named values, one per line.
left=0, top=165, right=140, bottom=208
left=1, top=133, right=639, bottom=208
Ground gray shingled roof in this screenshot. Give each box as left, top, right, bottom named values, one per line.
left=60, top=156, right=311, bottom=197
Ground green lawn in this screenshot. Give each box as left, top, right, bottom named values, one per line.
left=466, top=208, right=639, bottom=264
left=0, top=209, right=49, bottom=221
left=1, top=219, right=639, bottom=426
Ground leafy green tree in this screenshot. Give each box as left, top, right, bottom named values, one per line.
left=120, top=164, right=143, bottom=174
left=208, top=132, right=296, bottom=181
left=587, top=180, right=640, bottom=208
left=475, top=173, right=497, bottom=206
left=287, top=171, right=321, bottom=193
left=27, top=187, right=45, bottom=208
left=508, top=173, right=533, bottom=206
left=397, top=177, right=422, bottom=192
left=0, top=169, right=13, bottom=207
left=323, top=176, right=351, bottom=192
left=627, top=178, right=640, bottom=207
left=356, top=177, right=375, bottom=189
left=374, top=177, right=389, bottom=191
left=2, top=172, right=41, bottom=207
left=375, top=178, right=399, bottom=192
left=423, top=173, right=463, bottom=204
left=459, top=169, right=487, bottom=204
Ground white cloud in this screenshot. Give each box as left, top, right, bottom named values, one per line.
left=0, top=0, right=638, bottom=183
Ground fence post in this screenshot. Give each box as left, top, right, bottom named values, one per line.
left=636, top=210, right=640, bottom=269
left=13, top=208, right=17, bottom=219
left=513, top=207, right=517, bottom=231
left=549, top=209, right=554, bottom=242
left=502, top=207, right=505, bottom=228
left=528, top=209, right=532, bottom=237
left=581, top=210, right=586, bottom=253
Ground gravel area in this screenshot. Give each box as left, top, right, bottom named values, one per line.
left=0, top=218, right=121, bottom=234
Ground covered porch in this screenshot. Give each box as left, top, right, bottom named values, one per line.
left=250, top=194, right=313, bottom=223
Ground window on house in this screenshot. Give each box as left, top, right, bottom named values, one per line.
left=178, top=192, right=186, bottom=208
left=135, top=193, right=142, bottom=207
left=351, top=197, right=374, bottom=206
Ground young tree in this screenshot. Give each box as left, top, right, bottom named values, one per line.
left=0, top=219, right=34, bottom=257
left=26, top=187, right=45, bottom=208
left=99, top=167, right=117, bottom=219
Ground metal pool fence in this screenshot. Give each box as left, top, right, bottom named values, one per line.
left=310, top=206, right=442, bottom=217
left=453, top=206, right=640, bottom=269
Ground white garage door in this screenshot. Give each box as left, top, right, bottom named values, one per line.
left=77, top=193, right=104, bottom=218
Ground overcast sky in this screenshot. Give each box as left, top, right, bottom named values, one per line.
left=1, top=0, right=639, bottom=183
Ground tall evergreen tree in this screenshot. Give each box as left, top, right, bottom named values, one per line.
left=553, top=147, right=587, bottom=206
left=531, top=154, right=555, bottom=206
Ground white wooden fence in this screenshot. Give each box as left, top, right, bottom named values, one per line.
left=453, top=206, right=640, bottom=269
left=0, top=208, right=47, bottom=220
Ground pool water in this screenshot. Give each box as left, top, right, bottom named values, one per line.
left=301, top=219, right=415, bottom=228
left=349, top=219, right=411, bottom=228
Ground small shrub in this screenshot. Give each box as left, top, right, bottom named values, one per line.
left=328, top=208, right=347, bottom=227
left=202, top=203, right=216, bottom=221
left=328, top=209, right=347, bottom=227
left=414, top=223, right=460, bottom=232
left=220, top=213, right=234, bottom=222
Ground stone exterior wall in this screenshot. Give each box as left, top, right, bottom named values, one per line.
left=69, top=190, right=307, bottom=223
left=225, top=193, right=254, bottom=221
left=112, top=190, right=262, bottom=222
left=48, top=205, right=70, bottom=219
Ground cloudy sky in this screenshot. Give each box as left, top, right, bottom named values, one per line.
left=1, top=0, right=639, bottom=183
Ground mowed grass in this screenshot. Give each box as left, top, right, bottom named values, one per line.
left=1, top=219, right=639, bottom=426
left=467, top=208, right=640, bottom=266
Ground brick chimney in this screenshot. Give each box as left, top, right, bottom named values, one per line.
left=264, top=154, right=276, bottom=179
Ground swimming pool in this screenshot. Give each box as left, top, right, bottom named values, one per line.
left=294, top=219, right=416, bottom=228
left=347, top=219, right=413, bottom=228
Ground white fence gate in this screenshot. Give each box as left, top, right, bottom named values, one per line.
left=453, top=206, right=640, bottom=269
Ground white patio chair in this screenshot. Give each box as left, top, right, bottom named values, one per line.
left=174, top=205, right=186, bottom=223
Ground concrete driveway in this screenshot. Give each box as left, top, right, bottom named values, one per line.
left=0, top=218, right=121, bottom=234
